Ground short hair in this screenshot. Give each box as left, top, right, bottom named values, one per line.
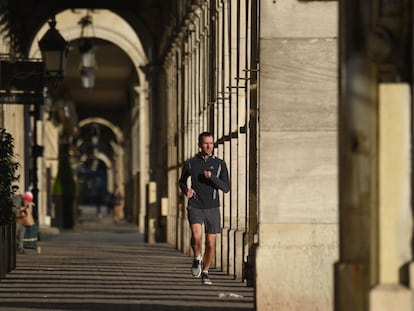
left=198, top=131, right=213, bottom=145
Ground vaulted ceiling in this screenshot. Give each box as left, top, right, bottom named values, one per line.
left=0, top=0, right=173, bottom=161
left=0, top=0, right=169, bottom=127
left=64, top=38, right=136, bottom=127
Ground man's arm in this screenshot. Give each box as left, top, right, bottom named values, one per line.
left=178, top=161, right=190, bottom=194
left=209, top=160, right=230, bottom=193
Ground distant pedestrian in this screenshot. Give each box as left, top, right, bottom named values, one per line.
left=13, top=188, right=35, bottom=254
left=95, top=194, right=103, bottom=219
left=178, top=131, right=230, bottom=285
left=106, top=190, right=113, bottom=215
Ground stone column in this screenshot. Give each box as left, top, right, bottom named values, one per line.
left=234, top=0, right=249, bottom=281
left=335, top=0, right=412, bottom=310
left=369, top=84, right=413, bottom=310
left=3, top=105, right=26, bottom=195
left=134, top=84, right=150, bottom=233
left=226, top=0, right=238, bottom=278
left=257, top=0, right=338, bottom=310
left=216, top=0, right=232, bottom=274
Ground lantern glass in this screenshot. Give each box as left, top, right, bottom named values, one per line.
left=80, top=49, right=95, bottom=68
left=81, top=67, right=95, bottom=88
left=38, top=18, right=67, bottom=80
left=42, top=50, right=66, bottom=76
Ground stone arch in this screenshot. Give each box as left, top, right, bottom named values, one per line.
left=77, top=117, right=124, bottom=193
left=78, top=117, right=123, bottom=145
left=28, top=9, right=148, bottom=85
left=27, top=8, right=150, bottom=234
left=79, top=151, right=115, bottom=193
left=28, top=10, right=148, bottom=193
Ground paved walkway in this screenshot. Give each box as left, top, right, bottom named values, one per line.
left=0, top=206, right=254, bottom=311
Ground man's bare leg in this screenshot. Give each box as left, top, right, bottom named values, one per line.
left=190, top=223, right=203, bottom=277
left=202, top=233, right=216, bottom=272
left=201, top=233, right=216, bottom=285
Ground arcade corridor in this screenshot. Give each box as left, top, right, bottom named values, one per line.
left=1, top=1, right=262, bottom=308
left=2, top=0, right=412, bottom=310
left=0, top=206, right=254, bottom=310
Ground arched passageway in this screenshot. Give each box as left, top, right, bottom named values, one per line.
left=1, top=0, right=264, bottom=306
left=28, top=8, right=152, bottom=234
left=11, top=1, right=261, bottom=288
left=0, top=1, right=346, bottom=310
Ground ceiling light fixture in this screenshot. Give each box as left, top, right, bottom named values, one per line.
left=78, top=11, right=96, bottom=88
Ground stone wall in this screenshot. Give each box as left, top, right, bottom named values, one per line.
left=256, top=1, right=338, bottom=309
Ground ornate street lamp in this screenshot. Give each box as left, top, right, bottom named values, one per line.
left=38, top=17, right=67, bottom=81
left=38, top=17, right=75, bottom=229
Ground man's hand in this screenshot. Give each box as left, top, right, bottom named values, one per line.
left=186, top=188, right=195, bottom=198
left=204, top=170, right=212, bottom=179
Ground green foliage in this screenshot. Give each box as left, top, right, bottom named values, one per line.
left=52, top=143, right=75, bottom=196
left=0, top=128, right=19, bottom=225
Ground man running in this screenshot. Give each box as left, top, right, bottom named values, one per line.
left=179, top=131, right=230, bottom=285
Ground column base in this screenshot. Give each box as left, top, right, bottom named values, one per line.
left=370, top=284, right=412, bottom=311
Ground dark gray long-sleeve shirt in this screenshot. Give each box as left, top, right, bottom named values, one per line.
left=179, top=154, right=230, bottom=209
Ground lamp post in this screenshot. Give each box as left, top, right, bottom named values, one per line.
left=38, top=16, right=68, bottom=229
left=37, top=15, right=68, bottom=203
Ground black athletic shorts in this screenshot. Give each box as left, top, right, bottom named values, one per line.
left=187, top=206, right=221, bottom=234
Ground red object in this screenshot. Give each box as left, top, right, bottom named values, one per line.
left=24, top=191, right=33, bottom=203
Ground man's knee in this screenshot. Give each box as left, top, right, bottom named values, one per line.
left=205, top=234, right=216, bottom=249
left=191, top=223, right=202, bottom=236
left=191, top=234, right=202, bottom=244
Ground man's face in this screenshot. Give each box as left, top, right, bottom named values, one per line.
left=200, top=135, right=214, bottom=156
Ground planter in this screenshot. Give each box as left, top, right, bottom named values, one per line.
left=0, top=223, right=18, bottom=280
left=0, top=224, right=15, bottom=280
left=0, top=129, right=19, bottom=280
left=0, top=225, right=5, bottom=279
left=4, top=224, right=10, bottom=273
left=9, top=222, right=16, bottom=271
left=52, top=194, right=74, bottom=229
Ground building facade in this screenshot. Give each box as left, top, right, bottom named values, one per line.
left=1, top=0, right=413, bottom=310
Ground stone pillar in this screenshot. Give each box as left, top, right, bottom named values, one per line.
left=134, top=85, right=150, bottom=233
left=245, top=0, right=259, bottom=287
left=145, top=181, right=157, bottom=243
left=3, top=105, right=26, bottom=194
left=369, top=84, right=413, bottom=310
left=335, top=0, right=412, bottom=310
left=235, top=0, right=249, bottom=281
left=257, top=0, right=338, bottom=310
left=164, top=52, right=177, bottom=247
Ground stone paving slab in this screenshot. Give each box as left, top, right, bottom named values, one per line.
left=0, top=206, right=254, bottom=311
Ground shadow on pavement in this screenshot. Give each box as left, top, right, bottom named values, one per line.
left=0, top=205, right=254, bottom=311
